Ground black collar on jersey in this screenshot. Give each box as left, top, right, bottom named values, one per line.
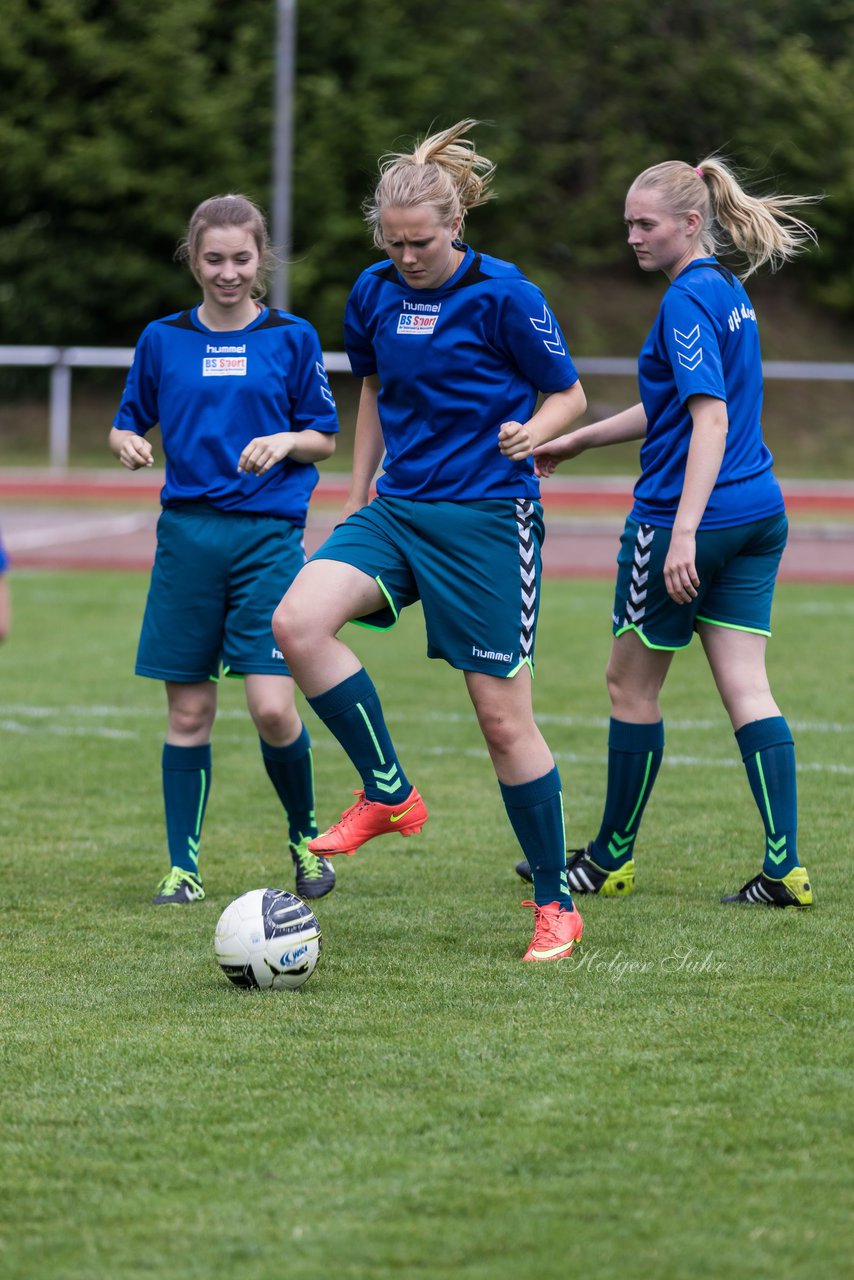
left=677, top=259, right=737, bottom=288
left=164, top=307, right=296, bottom=333
left=374, top=252, right=490, bottom=293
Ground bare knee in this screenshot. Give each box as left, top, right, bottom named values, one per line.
left=272, top=593, right=298, bottom=660
left=166, top=683, right=216, bottom=743
left=479, top=714, right=516, bottom=758
left=273, top=587, right=324, bottom=667
left=253, top=703, right=302, bottom=744
left=604, top=652, right=667, bottom=722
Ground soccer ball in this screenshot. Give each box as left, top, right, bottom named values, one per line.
left=213, top=888, right=322, bottom=991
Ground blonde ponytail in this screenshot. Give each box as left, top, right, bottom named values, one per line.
left=365, top=119, right=496, bottom=249
left=631, top=157, right=820, bottom=277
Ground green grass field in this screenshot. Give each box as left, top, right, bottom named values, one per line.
left=1, top=571, right=852, bottom=1280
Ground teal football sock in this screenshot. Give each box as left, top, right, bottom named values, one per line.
left=162, top=742, right=211, bottom=875
left=735, top=716, right=799, bottom=877
left=307, top=668, right=411, bottom=803
left=260, top=725, right=317, bottom=844
left=500, top=767, right=573, bottom=909
left=590, top=718, right=664, bottom=870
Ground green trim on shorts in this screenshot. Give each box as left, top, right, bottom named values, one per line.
left=695, top=614, right=772, bottom=638
left=349, top=574, right=400, bottom=632
left=506, top=655, right=535, bottom=679
left=614, top=622, right=685, bottom=652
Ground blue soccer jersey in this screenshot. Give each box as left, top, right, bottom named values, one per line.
left=114, top=306, right=339, bottom=524
left=632, top=258, right=784, bottom=529
left=344, top=244, right=580, bottom=501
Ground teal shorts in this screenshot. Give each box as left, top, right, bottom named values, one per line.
left=310, top=495, right=545, bottom=676
left=136, top=503, right=305, bottom=681
left=613, top=512, right=788, bottom=650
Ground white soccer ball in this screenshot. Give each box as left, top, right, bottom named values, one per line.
left=213, top=888, right=322, bottom=991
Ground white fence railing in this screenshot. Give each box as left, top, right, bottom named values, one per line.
left=2, top=344, right=854, bottom=469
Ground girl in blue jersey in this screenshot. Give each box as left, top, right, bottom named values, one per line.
left=516, top=157, right=819, bottom=909
left=274, top=120, right=588, bottom=962
left=110, top=194, right=340, bottom=905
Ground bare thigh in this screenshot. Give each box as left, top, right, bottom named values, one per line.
left=272, top=559, right=388, bottom=696
left=465, top=667, right=555, bottom=785
left=698, top=622, right=780, bottom=730
left=605, top=631, right=675, bottom=722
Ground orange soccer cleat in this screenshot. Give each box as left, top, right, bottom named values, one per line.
left=521, top=899, right=584, bottom=963
left=307, top=786, right=428, bottom=856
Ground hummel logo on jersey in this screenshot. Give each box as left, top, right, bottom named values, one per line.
left=673, top=324, right=703, bottom=371
left=529, top=304, right=566, bottom=355
left=315, top=361, right=336, bottom=406
left=673, top=324, right=700, bottom=350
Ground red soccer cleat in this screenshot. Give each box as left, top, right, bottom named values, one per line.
left=307, top=786, right=428, bottom=856
left=521, top=899, right=584, bottom=963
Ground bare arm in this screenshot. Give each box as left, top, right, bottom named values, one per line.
left=662, top=395, right=728, bottom=604
left=238, top=429, right=336, bottom=475
left=342, top=376, right=385, bottom=517
left=109, top=426, right=154, bottom=470
left=497, top=382, right=588, bottom=461
left=0, top=574, right=10, bottom=643
left=533, top=402, right=648, bottom=476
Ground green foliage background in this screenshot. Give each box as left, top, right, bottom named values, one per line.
left=1, top=0, right=853, bottom=347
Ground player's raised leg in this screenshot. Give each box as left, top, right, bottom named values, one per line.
left=273, top=558, right=427, bottom=856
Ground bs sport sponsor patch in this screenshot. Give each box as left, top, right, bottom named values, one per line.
left=203, top=343, right=248, bottom=377
left=396, top=300, right=441, bottom=335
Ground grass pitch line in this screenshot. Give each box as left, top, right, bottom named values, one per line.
left=2, top=703, right=852, bottom=741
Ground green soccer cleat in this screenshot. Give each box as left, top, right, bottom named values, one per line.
left=721, top=865, right=813, bottom=907
left=515, top=844, right=635, bottom=897
left=151, top=867, right=205, bottom=905
left=290, top=837, right=336, bottom=901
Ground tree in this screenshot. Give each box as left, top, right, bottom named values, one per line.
left=0, top=0, right=851, bottom=350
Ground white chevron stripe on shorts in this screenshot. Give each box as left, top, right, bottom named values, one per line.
left=624, top=523, right=654, bottom=628
left=515, top=499, right=536, bottom=659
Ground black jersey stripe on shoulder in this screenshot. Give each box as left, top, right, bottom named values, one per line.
left=679, top=261, right=737, bottom=288
left=444, top=254, right=491, bottom=292
left=160, top=309, right=297, bottom=332
left=254, top=309, right=298, bottom=330
left=373, top=254, right=491, bottom=292
left=162, top=310, right=199, bottom=331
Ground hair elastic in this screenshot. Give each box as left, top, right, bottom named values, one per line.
left=695, top=167, right=705, bottom=179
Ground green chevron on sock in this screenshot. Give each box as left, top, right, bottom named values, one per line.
left=735, top=717, right=799, bottom=878
left=607, top=832, right=634, bottom=862
left=766, top=835, right=788, bottom=866
left=373, top=763, right=402, bottom=794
